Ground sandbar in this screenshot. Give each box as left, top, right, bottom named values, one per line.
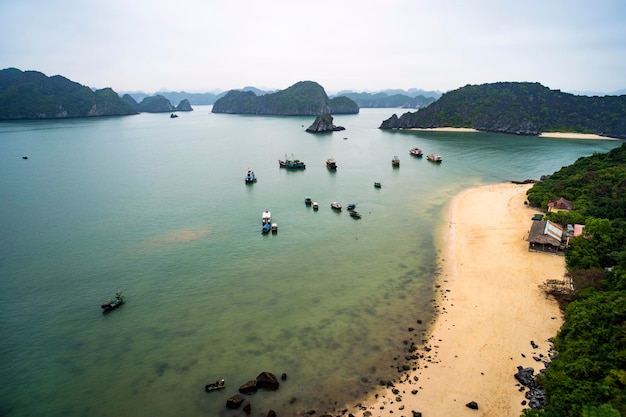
left=348, top=182, right=565, bottom=417
left=539, top=132, right=619, bottom=140
left=410, top=127, right=620, bottom=140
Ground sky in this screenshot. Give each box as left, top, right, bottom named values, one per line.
left=1, top=0, right=625, bottom=95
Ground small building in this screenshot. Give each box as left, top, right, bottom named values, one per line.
left=529, top=220, right=564, bottom=253
left=547, top=197, right=573, bottom=213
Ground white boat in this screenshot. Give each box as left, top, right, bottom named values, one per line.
left=312, top=202, right=319, bottom=210
left=261, top=210, right=272, bottom=225
left=331, top=202, right=342, bottom=210
left=427, top=153, right=443, bottom=163
left=271, top=223, right=278, bottom=233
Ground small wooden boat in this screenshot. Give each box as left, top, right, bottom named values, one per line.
left=347, top=203, right=356, bottom=211
left=305, top=197, right=312, bottom=205
left=374, top=182, right=382, bottom=188
left=271, top=223, right=278, bottom=233
left=427, top=153, right=443, bottom=163
left=409, top=147, right=423, bottom=157
left=326, top=158, right=337, bottom=170
left=102, top=291, right=124, bottom=312
left=392, top=156, right=400, bottom=167
left=349, top=210, right=362, bottom=219
left=262, top=223, right=271, bottom=234
left=312, top=202, right=319, bottom=210
left=331, top=202, right=342, bottom=211
left=205, top=379, right=225, bottom=392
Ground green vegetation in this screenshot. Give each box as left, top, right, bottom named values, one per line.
left=0, top=67, right=136, bottom=119
left=212, top=81, right=358, bottom=116
left=380, top=82, right=626, bottom=139
left=523, top=143, right=626, bottom=417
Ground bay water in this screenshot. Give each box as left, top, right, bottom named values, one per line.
left=0, top=107, right=620, bottom=416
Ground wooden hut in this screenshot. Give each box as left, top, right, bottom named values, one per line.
left=528, top=220, right=564, bottom=253
left=547, top=197, right=573, bottom=213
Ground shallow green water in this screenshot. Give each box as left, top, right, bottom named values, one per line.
left=0, top=108, right=620, bottom=416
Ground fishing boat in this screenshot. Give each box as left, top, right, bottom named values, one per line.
left=278, top=154, right=306, bottom=170
left=205, top=379, right=225, bottom=392
left=245, top=169, right=257, bottom=183
left=349, top=210, right=362, bottom=219
left=326, top=158, right=337, bottom=170
left=312, top=202, right=319, bottom=210
left=427, top=153, right=443, bottom=163
left=261, top=210, right=272, bottom=225
left=374, top=182, right=382, bottom=188
left=305, top=197, right=312, bottom=205
left=409, top=147, right=423, bottom=157
left=271, top=223, right=278, bottom=233
left=101, top=291, right=124, bottom=312
left=392, top=156, right=400, bottom=167
left=347, top=203, right=356, bottom=211
left=262, top=223, right=272, bottom=234
left=331, top=202, right=342, bottom=211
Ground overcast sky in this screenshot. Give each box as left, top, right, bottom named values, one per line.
left=1, top=0, right=625, bottom=95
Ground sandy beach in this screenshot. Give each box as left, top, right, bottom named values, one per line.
left=348, top=182, right=565, bottom=417
left=410, top=127, right=620, bottom=140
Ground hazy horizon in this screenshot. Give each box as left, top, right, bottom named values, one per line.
left=2, top=1, right=625, bottom=96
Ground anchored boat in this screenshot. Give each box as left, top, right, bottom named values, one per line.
left=279, top=154, right=306, bottom=170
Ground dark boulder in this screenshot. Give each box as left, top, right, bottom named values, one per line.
left=239, top=380, right=258, bottom=394
left=256, top=371, right=280, bottom=390
left=466, top=401, right=479, bottom=410
left=267, top=410, right=277, bottom=417
left=226, top=394, right=246, bottom=409
left=514, top=366, right=537, bottom=388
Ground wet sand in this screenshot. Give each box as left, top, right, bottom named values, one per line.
left=347, top=182, right=565, bottom=417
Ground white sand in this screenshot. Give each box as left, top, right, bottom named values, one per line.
left=348, top=183, right=565, bottom=417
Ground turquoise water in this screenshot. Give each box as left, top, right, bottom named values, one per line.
left=0, top=108, right=621, bottom=416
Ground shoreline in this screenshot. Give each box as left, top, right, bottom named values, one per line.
left=346, top=182, right=565, bottom=417
left=409, top=127, right=620, bottom=140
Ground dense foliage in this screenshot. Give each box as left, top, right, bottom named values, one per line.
left=523, top=143, right=626, bottom=417
left=211, top=81, right=358, bottom=116
left=0, top=67, right=136, bottom=119
left=380, top=82, right=626, bottom=139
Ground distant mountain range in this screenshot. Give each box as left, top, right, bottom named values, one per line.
left=124, top=88, right=442, bottom=109
left=379, top=82, right=626, bottom=139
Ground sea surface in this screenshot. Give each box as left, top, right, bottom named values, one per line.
left=0, top=107, right=621, bottom=417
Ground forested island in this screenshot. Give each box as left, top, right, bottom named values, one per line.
left=0, top=68, right=191, bottom=120
left=523, top=143, right=626, bottom=417
left=380, top=82, right=626, bottom=139
left=211, top=81, right=359, bottom=116
left=0, top=68, right=137, bottom=119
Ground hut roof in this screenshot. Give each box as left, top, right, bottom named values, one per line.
left=529, top=220, right=564, bottom=247
left=548, top=197, right=573, bottom=210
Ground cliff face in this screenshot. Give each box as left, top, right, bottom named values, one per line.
left=212, top=81, right=358, bottom=116
left=305, top=114, right=346, bottom=133
left=379, top=82, right=626, bottom=139
left=0, top=68, right=137, bottom=120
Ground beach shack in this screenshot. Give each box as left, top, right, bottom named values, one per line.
left=528, top=220, right=565, bottom=253
left=547, top=197, right=573, bottom=213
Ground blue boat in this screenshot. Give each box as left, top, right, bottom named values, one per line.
left=245, top=169, right=257, bottom=183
